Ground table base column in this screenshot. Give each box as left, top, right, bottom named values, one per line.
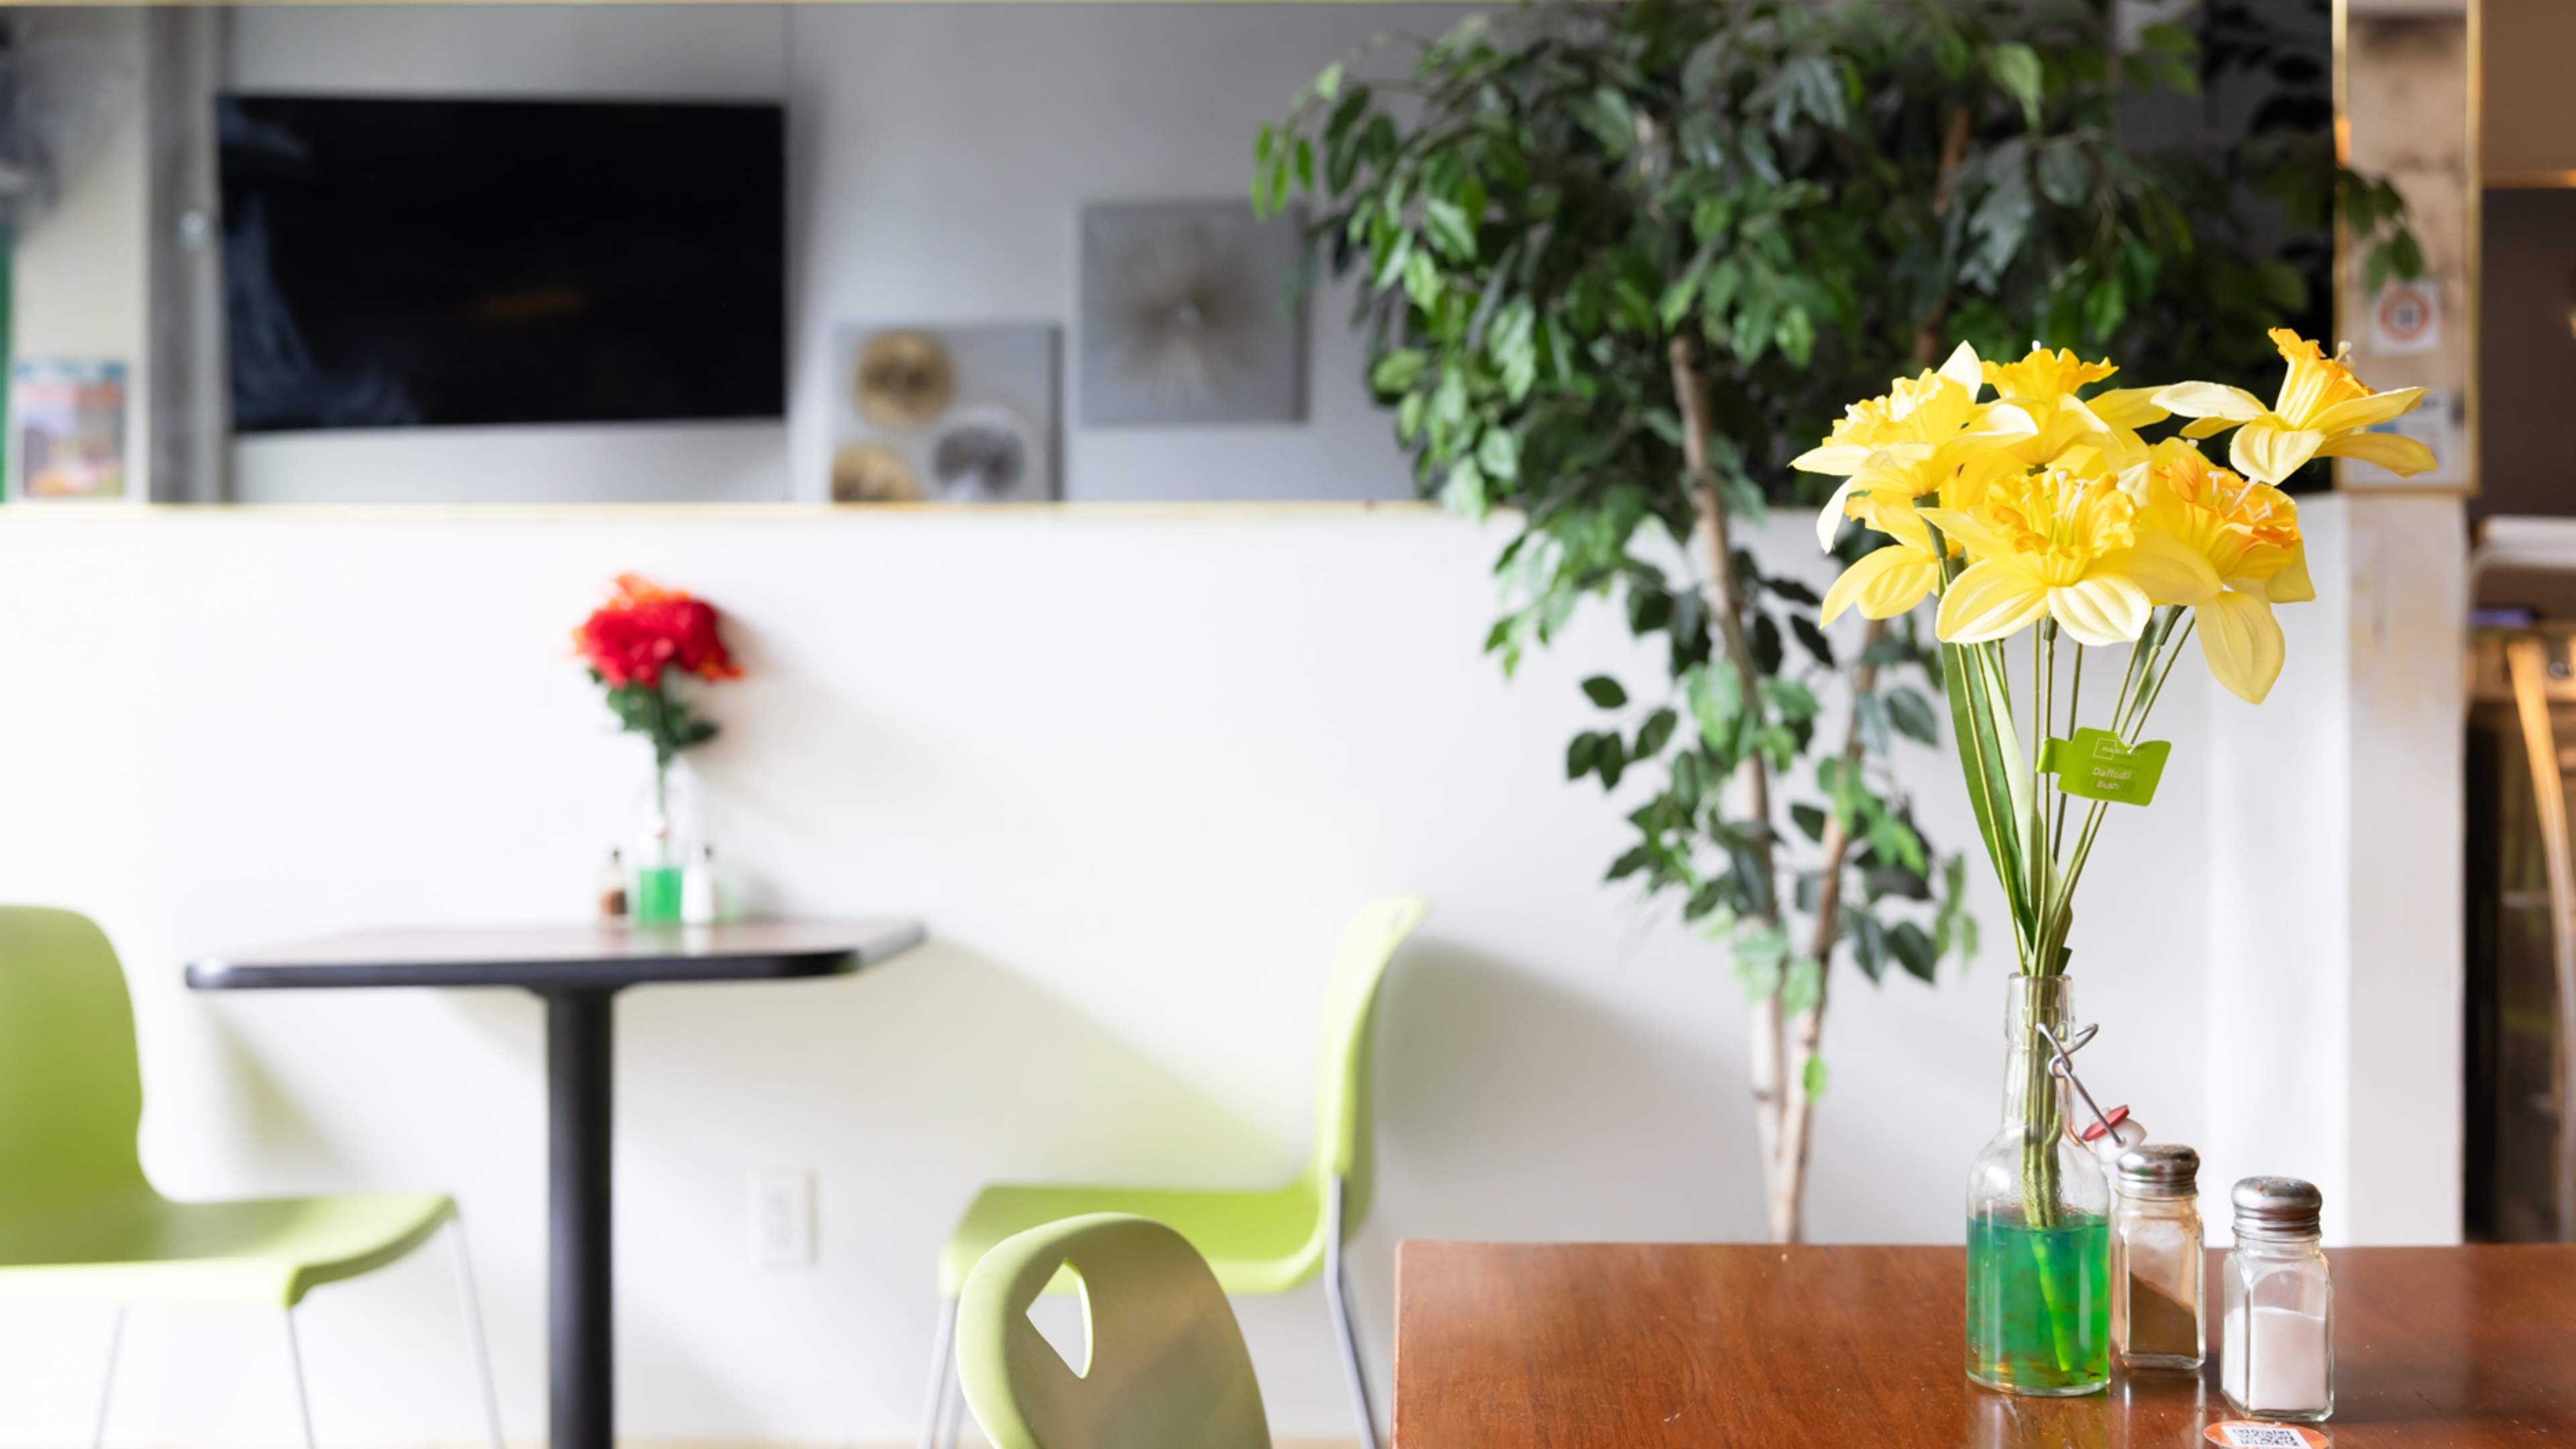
left=547, top=988, right=616, bottom=1449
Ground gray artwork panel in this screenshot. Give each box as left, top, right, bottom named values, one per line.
left=830, top=322, right=1059, bottom=504
left=1079, top=201, right=1305, bottom=427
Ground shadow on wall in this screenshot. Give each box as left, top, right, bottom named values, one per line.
left=1369, top=939, right=1762, bottom=1244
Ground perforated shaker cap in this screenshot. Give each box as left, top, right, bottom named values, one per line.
left=2231, top=1175, right=2324, bottom=1240
left=2115, top=1143, right=2200, bottom=1198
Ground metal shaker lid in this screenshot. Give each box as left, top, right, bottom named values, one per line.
left=2231, top=1175, right=2324, bottom=1239
left=2116, top=1143, right=2200, bottom=1197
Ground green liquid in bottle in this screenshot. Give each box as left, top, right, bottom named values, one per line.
left=1966, top=1214, right=2110, bottom=1395
left=633, top=865, right=686, bottom=924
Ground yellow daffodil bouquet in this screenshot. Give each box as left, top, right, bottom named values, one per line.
left=1807, top=327, right=2431, bottom=979
left=1803, top=329, right=2434, bottom=1331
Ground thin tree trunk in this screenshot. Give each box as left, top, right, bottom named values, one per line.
left=1667, top=333, right=1786, bottom=1181
left=1770, top=618, right=1889, bottom=1241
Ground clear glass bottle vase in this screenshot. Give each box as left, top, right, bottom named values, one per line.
left=1965, top=974, right=2111, bottom=1396
left=631, top=755, right=694, bottom=926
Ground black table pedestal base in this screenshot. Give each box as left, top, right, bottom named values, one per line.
left=546, top=988, right=617, bottom=1449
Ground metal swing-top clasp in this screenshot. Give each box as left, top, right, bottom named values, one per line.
left=2037, top=1021, right=2148, bottom=1163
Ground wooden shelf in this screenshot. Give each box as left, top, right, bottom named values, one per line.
left=2487, top=170, right=2576, bottom=190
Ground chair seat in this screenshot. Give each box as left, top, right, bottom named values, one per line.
left=0, top=1189, right=455, bottom=1307
left=941, top=1180, right=1324, bottom=1297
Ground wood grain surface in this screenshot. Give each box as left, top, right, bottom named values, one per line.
left=1393, top=1242, right=2576, bottom=1448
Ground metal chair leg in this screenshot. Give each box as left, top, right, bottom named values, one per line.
left=918, top=1295, right=959, bottom=1449
left=938, top=1348, right=969, bottom=1449
left=1326, top=1175, right=1381, bottom=1449
left=445, top=1216, right=506, bottom=1449
left=92, top=1307, right=125, bottom=1449
left=281, top=1309, right=320, bottom=1449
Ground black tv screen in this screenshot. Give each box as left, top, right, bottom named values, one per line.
left=217, top=94, right=786, bottom=433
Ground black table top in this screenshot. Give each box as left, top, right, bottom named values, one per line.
left=186, top=918, right=927, bottom=992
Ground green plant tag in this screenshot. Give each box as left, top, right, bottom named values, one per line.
left=2039, top=729, right=2170, bottom=806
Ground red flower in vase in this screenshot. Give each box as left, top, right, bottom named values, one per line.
left=575, top=574, right=743, bottom=688
left=575, top=574, right=741, bottom=768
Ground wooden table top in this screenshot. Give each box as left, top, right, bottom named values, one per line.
left=186, top=918, right=927, bottom=991
left=1393, top=1242, right=2576, bottom=1448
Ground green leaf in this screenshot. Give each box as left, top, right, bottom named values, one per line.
left=1477, top=427, right=1521, bottom=481
left=2037, top=140, right=2090, bottom=209
left=1890, top=921, right=1939, bottom=983
left=1369, top=350, right=1428, bottom=393
left=1596, top=732, right=1628, bottom=789
left=1425, top=198, right=1477, bottom=260
left=1780, top=954, right=1823, bottom=1014
left=1732, top=925, right=1789, bottom=999
left=1566, top=732, right=1599, bottom=781
left=1802, top=1054, right=1829, bottom=1101
left=1885, top=686, right=1941, bottom=747
left=1790, top=802, right=1827, bottom=843
left=1687, top=664, right=1744, bottom=751
left=1581, top=675, right=1628, bottom=709
left=1988, top=42, right=2045, bottom=127
left=2140, top=23, right=2194, bottom=58
left=1790, top=614, right=1835, bottom=666
left=1760, top=676, right=1819, bottom=722
left=1440, top=458, right=1487, bottom=519
left=1606, top=843, right=1653, bottom=881
left=1313, top=60, right=1346, bottom=101
left=1635, top=706, right=1678, bottom=757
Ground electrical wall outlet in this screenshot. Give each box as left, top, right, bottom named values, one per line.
left=750, top=1168, right=815, bottom=1269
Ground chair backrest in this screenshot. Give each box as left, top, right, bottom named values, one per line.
left=956, top=1213, right=1270, bottom=1449
left=1304, top=896, right=1428, bottom=1224
left=0, top=908, right=152, bottom=1212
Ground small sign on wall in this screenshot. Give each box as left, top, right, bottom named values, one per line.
left=2369, top=281, right=2441, bottom=356
left=7, top=360, right=129, bottom=502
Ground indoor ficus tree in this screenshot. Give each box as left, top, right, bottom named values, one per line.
left=1258, top=0, right=2416, bottom=1241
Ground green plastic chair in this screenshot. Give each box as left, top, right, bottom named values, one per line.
left=0, top=906, right=502, bottom=1449
left=956, top=1214, right=1268, bottom=1449
left=919, top=896, right=1426, bottom=1449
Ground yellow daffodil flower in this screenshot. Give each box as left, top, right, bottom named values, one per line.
left=1796, top=342, right=2035, bottom=547
left=2129, top=439, right=2310, bottom=702
left=1821, top=540, right=1943, bottom=625
left=1982, top=345, right=2165, bottom=476
left=1919, top=464, right=2220, bottom=647
left=2151, top=329, right=2433, bottom=485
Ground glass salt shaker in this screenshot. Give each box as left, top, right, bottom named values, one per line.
left=2112, top=1144, right=2204, bottom=1371
left=2221, top=1177, right=2333, bottom=1424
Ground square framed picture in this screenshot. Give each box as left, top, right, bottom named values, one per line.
left=829, top=323, right=1059, bottom=504
left=1078, top=200, right=1305, bottom=427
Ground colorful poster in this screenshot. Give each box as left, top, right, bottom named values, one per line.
left=9, top=360, right=127, bottom=500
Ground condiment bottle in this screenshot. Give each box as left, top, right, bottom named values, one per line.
left=2221, top=1177, right=2333, bottom=1424
left=680, top=843, right=720, bottom=926
left=2112, top=1144, right=2204, bottom=1371
left=597, top=848, right=630, bottom=922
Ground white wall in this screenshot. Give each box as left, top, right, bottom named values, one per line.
left=0, top=492, right=2459, bottom=1447
left=214, top=3, right=1428, bottom=505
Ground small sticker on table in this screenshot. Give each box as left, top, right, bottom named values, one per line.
left=2205, top=1423, right=2328, bottom=1448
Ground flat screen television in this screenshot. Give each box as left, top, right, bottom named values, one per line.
left=217, top=93, right=786, bottom=433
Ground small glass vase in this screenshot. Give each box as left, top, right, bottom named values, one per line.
left=1966, top=974, right=2111, bottom=1396
left=631, top=757, right=692, bottom=926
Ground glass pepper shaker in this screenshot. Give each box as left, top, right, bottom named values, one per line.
left=2112, top=1144, right=2204, bottom=1371
left=2221, top=1177, right=2333, bottom=1423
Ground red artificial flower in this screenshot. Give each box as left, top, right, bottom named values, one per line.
left=574, top=574, right=743, bottom=689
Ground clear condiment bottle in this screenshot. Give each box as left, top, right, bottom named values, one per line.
left=597, top=847, right=631, bottom=922
left=680, top=843, right=720, bottom=926
left=2112, top=1144, right=2204, bottom=1371
left=2221, top=1176, right=2333, bottom=1424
